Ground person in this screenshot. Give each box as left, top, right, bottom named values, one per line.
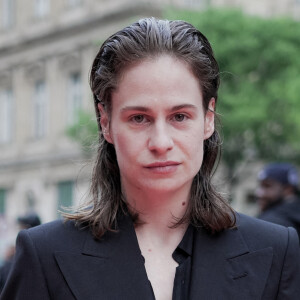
left=256, top=162, right=300, bottom=236
left=17, top=212, right=41, bottom=230
left=1, top=18, right=299, bottom=300
left=0, top=213, right=41, bottom=294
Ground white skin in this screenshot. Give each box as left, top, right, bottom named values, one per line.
left=99, top=55, right=215, bottom=300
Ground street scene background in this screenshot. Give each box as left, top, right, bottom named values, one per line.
left=0, top=0, right=300, bottom=263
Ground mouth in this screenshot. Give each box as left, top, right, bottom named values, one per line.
left=145, top=161, right=180, bottom=168
left=144, top=161, right=181, bottom=174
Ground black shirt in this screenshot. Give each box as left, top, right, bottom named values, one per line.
left=145, top=225, right=194, bottom=300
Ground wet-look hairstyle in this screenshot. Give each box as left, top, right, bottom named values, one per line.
left=66, top=17, right=236, bottom=238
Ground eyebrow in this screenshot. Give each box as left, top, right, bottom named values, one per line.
left=121, top=106, right=149, bottom=113
left=120, top=104, right=198, bottom=113
left=170, top=104, right=198, bottom=112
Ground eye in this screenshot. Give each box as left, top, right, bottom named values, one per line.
left=173, top=113, right=186, bottom=122
left=131, top=114, right=146, bottom=123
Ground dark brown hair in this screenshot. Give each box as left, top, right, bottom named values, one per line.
left=66, top=17, right=236, bottom=237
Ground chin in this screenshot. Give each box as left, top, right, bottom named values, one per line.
left=141, top=178, right=192, bottom=194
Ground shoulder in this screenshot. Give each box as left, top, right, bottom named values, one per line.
left=237, top=212, right=284, bottom=230
left=235, top=213, right=298, bottom=252
left=236, top=212, right=291, bottom=236
left=235, top=214, right=300, bottom=297
left=1, top=220, right=91, bottom=299
left=21, top=219, right=89, bottom=253
left=27, top=218, right=79, bottom=235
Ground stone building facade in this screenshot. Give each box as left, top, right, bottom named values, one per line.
left=0, top=0, right=164, bottom=260
left=0, top=0, right=162, bottom=222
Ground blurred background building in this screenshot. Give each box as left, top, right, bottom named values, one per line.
left=0, top=0, right=163, bottom=263
left=0, top=0, right=299, bottom=262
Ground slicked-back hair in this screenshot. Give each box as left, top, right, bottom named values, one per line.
left=66, top=18, right=236, bottom=238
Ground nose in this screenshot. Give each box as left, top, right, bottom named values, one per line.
left=148, top=121, right=174, bottom=154
left=255, top=187, right=263, bottom=198
left=255, top=185, right=268, bottom=199
left=255, top=187, right=269, bottom=211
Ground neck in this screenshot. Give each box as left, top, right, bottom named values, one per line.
left=124, top=186, right=190, bottom=231
left=123, top=184, right=191, bottom=252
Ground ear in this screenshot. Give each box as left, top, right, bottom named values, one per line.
left=204, top=98, right=215, bottom=140
left=98, top=103, right=113, bottom=144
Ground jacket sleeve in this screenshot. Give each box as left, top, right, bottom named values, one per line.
left=0, top=230, right=50, bottom=300
left=277, top=227, right=300, bottom=299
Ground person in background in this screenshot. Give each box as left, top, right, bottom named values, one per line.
left=1, top=18, right=300, bottom=299
left=0, top=213, right=41, bottom=294
left=256, top=162, right=300, bottom=236
left=17, top=213, right=41, bottom=230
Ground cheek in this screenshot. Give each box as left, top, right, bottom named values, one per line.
left=112, top=132, right=139, bottom=165
left=184, top=132, right=205, bottom=170
left=185, top=128, right=205, bottom=154
left=193, top=143, right=204, bottom=167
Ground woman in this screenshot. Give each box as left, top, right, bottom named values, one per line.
left=1, top=18, right=299, bottom=300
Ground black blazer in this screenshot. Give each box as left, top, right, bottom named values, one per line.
left=1, top=213, right=300, bottom=300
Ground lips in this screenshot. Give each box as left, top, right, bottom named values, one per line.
left=144, top=161, right=180, bottom=174
left=145, top=161, right=180, bottom=168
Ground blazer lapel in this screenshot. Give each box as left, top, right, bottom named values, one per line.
left=54, top=215, right=153, bottom=300
left=190, top=227, right=273, bottom=300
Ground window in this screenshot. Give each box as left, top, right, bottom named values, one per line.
left=57, top=181, right=73, bottom=216
left=67, top=73, right=82, bottom=125
left=33, top=80, right=47, bottom=139
left=35, top=0, right=50, bottom=18
left=0, top=189, right=5, bottom=214
left=2, top=0, right=14, bottom=29
left=0, top=89, right=13, bottom=144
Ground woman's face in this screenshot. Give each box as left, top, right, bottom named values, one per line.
left=99, top=55, right=215, bottom=196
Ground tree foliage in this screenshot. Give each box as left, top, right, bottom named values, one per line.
left=69, top=9, right=300, bottom=172
left=67, top=110, right=98, bottom=155
left=165, top=8, right=300, bottom=170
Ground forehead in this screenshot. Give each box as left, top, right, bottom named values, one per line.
left=118, top=54, right=195, bottom=82
left=260, top=178, right=284, bottom=188
left=111, top=55, right=203, bottom=109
